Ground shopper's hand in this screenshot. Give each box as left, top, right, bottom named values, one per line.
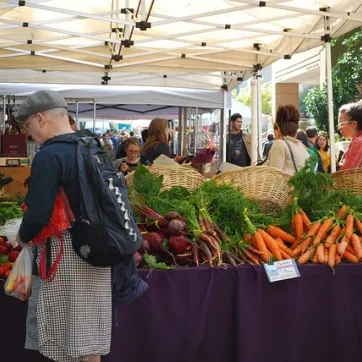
left=16, top=233, right=26, bottom=249
left=235, top=150, right=241, bottom=156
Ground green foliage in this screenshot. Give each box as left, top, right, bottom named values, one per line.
left=303, top=27, right=362, bottom=131
left=304, top=86, right=329, bottom=131
left=0, top=173, right=13, bottom=189
left=333, top=28, right=362, bottom=106
left=233, top=83, right=272, bottom=115
left=143, top=254, right=175, bottom=270
left=288, top=157, right=335, bottom=220
left=199, top=180, right=274, bottom=242
left=0, top=202, right=23, bottom=226
left=133, top=164, right=163, bottom=198
left=0, top=255, right=8, bottom=266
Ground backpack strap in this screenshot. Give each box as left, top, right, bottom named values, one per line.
left=284, top=140, right=298, bottom=172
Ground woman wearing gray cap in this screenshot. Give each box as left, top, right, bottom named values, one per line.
left=16, top=90, right=111, bottom=362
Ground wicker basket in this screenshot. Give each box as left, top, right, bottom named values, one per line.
left=212, top=166, right=292, bottom=213
left=125, top=165, right=206, bottom=191
left=332, top=168, right=362, bottom=195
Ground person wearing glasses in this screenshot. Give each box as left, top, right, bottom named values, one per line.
left=338, top=102, right=362, bottom=170
left=113, top=137, right=141, bottom=175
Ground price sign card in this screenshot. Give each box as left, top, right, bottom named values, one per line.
left=264, top=259, right=300, bottom=283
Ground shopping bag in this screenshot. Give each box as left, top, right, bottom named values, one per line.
left=0, top=218, right=22, bottom=247
left=4, top=244, right=33, bottom=301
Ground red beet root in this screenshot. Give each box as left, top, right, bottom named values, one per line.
left=143, top=232, right=164, bottom=253
left=168, top=219, right=186, bottom=235
left=176, top=252, right=193, bottom=266
left=133, top=252, right=143, bottom=266
left=138, top=239, right=151, bottom=254
left=168, top=235, right=189, bottom=254
left=166, top=211, right=180, bottom=221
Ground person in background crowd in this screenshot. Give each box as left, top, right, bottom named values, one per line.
left=226, top=113, right=251, bottom=167
left=305, top=127, right=325, bottom=172
left=69, top=115, right=86, bottom=137
left=129, top=131, right=135, bottom=137
left=102, top=133, right=114, bottom=160
left=141, top=118, right=170, bottom=164
left=141, top=129, right=149, bottom=145
left=116, top=133, right=130, bottom=159
left=263, top=134, right=274, bottom=159
left=113, top=138, right=141, bottom=175
left=15, top=90, right=112, bottom=362
left=296, top=129, right=309, bottom=147
left=69, top=115, right=77, bottom=131
left=107, top=130, right=116, bottom=147
left=106, top=130, right=117, bottom=157
left=316, top=135, right=331, bottom=173
left=338, top=102, right=362, bottom=169
left=265, top=105, right=310, bottom=175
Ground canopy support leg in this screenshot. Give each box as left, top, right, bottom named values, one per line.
left=324, top=12, right=336, bottom=172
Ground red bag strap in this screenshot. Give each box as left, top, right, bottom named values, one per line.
left=60, top=187, right=75, bottom=224
left=38, top=233, right=64, bottom=282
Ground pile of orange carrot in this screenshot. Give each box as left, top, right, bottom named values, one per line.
left=241, top=206, right=362, bottom=267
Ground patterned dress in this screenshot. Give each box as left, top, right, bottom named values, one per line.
left=25, top=231, right=112, bottom=362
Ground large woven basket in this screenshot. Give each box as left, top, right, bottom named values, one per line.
left=212, top=166, right=292, bottom=213
left=332, top=168, right=362, bottom=195
left=125, top=165, right=206, bottom=191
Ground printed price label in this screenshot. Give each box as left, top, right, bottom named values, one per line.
left=263, top=259, right=300, bottom=283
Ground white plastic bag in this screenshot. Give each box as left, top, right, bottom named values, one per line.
left=0, top=218, right=22, bottom=247
left=4, top=244, right=33, bottom=301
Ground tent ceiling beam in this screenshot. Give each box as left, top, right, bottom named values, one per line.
left=152, top=14, right=322, bottom=40
left=32, top=10, right=119, bottom=26
left=0, top=18, right=123, bottom=45
left=186, top=55, right=253, bottom=69
left=37, top=53, right=104, bottom=68
left=151, top=4, right=258, bottom=27
left=2, top=0, right=135, bottom=26
left=330, top=3, right=362, bottom=37
left=150, top=11, right=300, bottom=34
left=134, top=30, right=282, bottom=58
left=231, top=0, right=362, bottom=23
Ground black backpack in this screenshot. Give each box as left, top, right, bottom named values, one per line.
left=50, top=135, right=142, bottom=267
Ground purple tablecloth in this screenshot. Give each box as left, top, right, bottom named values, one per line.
left=2, top=264, right=362, bottom=362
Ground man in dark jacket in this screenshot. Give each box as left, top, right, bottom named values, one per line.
left=263, top=134, right=274, bottom=159
left=306, top=126, right=325, bottom=173
left=226, top=113, right=252, bottom=167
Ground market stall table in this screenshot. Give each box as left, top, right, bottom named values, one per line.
left=2, top=264, right=362, bottom=362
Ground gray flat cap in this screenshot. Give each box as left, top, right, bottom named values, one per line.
left=16, top=90, right=68, bottom=121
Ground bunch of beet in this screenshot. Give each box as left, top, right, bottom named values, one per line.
left=134, top=211, right=191, bottom=266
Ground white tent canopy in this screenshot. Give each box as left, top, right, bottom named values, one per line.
left=0, top=0, right=359, bottom=89
left=0, top=83, right=224, bottom=107
left=0, top=82, right=222, bottom=119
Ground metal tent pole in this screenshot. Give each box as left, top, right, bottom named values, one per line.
left=250, top=78, right=258, bottom=165
left=2, top=95, right=6, bottom=130
left=182, top=108, right=187, bottom=156
left=222, top=90, right=228, bottom=162
left=75, top=101, right=79, bottom=125
left=93, top=99, right=96, bottom=133
left=325, top=14, right=336, bottom=172
left=257, top=76, right=263, bottom=158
